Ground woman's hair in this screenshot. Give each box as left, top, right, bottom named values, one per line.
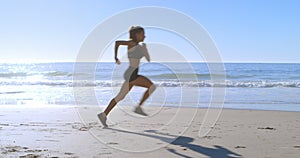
left=129, top=26, right=144, bottom=42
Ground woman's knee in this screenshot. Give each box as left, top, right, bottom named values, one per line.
left=149, top=84, right=156, bottom=93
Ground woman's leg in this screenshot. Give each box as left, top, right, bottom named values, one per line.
left=103, top=81, right=133, bottom=115
left=130, top=75, right=156, bottom=106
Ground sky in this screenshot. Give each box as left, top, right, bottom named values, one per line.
left=0, top=0, right=299, bottom=63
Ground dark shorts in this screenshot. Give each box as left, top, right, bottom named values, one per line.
left=124, top=67, right=140, bottom=82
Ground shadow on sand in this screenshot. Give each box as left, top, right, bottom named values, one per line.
left=106, top=128, right=242, bottom=158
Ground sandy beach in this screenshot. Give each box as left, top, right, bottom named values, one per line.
left=1, top=0, right=300, bottom=157
left=0, top=105, right=299, bottom=158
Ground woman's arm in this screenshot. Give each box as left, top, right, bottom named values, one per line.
left=114, top=40, right=132, bottom=64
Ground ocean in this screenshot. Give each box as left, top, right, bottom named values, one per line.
left=0, top=62, right=299, bottom=111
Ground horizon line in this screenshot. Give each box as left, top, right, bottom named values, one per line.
left=0, top=60, right=299, bottom=64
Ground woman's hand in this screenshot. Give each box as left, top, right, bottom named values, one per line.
left=115, top=58, right=121, bottom=65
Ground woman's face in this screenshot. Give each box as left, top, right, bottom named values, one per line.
left=135, top=31, right=145, bottom=42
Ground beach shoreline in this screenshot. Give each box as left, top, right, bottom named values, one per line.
left=0, top=106, right=299, bottom=157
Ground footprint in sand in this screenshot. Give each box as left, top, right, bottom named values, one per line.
left=71, top=122, right=101, bottom=131
left=2, top=145, right=78, bottom=157
left=1, top=146, right=25, bottom=153
left=64, top=152, right=75, bottom=155
left=19, top=153, right=41, bottom=158
left=107, top=142, right=119, bottom=145
left=294, top=146, right=300, bottom=149
left=235, top=146, right=246, bottom=149
left=202, top=135, right=220, bottom=140
left=257, top=127, right=276, bottom=130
